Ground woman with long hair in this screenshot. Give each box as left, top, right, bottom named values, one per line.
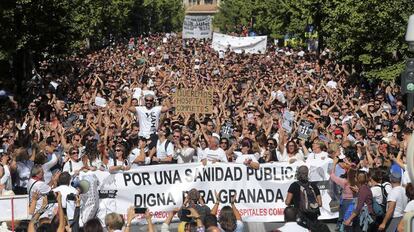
left=344, top=171, right=375, bottom=232
left=331, top=157, right=358, bottom=231
left=212, top=192, right=244, bottom=232
left=282, top=140, right=304, bottom=164
left=108, top=144, right=130, bottom=172
left=173, top=134, right=195, bottom=163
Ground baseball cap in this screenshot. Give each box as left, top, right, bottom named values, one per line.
left=389, top=171, right=402, bottom=182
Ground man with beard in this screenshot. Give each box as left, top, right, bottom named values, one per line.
left=128, top=94, right=172, bottom=149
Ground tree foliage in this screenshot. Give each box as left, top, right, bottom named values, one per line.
left=215, top=0, right=414, bottom=80
left=0, top=0, right=184, bottom=89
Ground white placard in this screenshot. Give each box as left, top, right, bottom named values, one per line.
left=94, top=97, right=107, bottom=107
left=182, top=16, right=212, bottom=39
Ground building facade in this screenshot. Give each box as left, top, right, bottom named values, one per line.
left=183, top=0, right=220, bottom=15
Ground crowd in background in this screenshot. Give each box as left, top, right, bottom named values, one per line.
left=0, top=33, right=413, bottom=231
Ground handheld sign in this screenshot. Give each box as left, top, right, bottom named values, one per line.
left=282, top=111, right=293, bottom=133
left=95, top=97, right=107, bottom=107
left=297, top=120, right=315, bottom=140
left=173, top=89, right=213, bottom=114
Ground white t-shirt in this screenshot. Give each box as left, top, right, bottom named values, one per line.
left=195, top=147, right=207, bottom=162
left=156, top=139, right=174, bottom=159
left=234, top=153, right=258, bottom=164
left=0, top=165, right=12, bottom=191
left=63, top=159, right=84, bottom=176
left=404, top=200, right=414, bottom=213
left=306, top=151, right=329, bottom=163
left=53, top=185, right=78, bottom=220
left=371, top=183, right=392, bottom=205
left=27, top=178, right=51, bottom=214
left=402, top=166, right=412, bottom=186
left=282, top=150, right=305, bottom=163
left=387, top=185, right=408, bottom=218
left=42, top=153, right=58, bottom=184
left=278, top=222, right=308, bottom=232
left=107, top=158, right=129, bottom=169
left=88, top=157, right=102, bottom=170
left=173, top=147, right=195, bottom=164
left=135, top=106, right=162, bottom=137
left=202, top=148, right=228, bottom=163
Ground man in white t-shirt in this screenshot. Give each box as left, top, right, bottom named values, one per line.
left=201, top=136, right=228, bottom=164
left=53, top=172, right=78, bottom=221
left=379, top=172, right=408, bottom=231
left=27, top=165, right=59, bottom=215
left=128, top=94, right=172, bottom=149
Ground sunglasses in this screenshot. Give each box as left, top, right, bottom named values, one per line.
left=71, top=152, right=78, bottom=155
left=182, top=138, right=190, bottom=141
left=145, top=99, right=154, bottom=102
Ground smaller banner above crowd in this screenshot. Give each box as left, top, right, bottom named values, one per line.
left=173, top=89, right=213, bottom=114
left=212, top=33, right=267, bottom=54
left=182, top=15, right=212, bottom=39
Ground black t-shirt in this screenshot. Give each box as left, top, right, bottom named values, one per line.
left=287, top=181, right=321, bottom=209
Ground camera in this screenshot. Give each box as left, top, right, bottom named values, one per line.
left=178, top=208, right=192, bottom=222
left=47, top=192, right=57, bottom=203
left=67, top=193, right=76, bottom=201
left=134, top=207, right=147, bottom=214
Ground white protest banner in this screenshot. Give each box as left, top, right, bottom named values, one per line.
left=80, top=162, right=337, bottom=223
left=182, top=16, right=212, bottom=39
left=0, top=195, right=29, bottom=221
left=212, top=33, right=267, bottom=54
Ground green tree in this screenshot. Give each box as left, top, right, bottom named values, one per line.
left=0, top=0, right=184, bottom=92
left=321, top=0, right=414, bottom=79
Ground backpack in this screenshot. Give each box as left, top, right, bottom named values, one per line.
left=372, top=183, right=389, bottom=217
left=298, top=181, right=320, bottom=215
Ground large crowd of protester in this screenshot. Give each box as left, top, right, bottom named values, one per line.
left=0, top=32, right=413, bottom=231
